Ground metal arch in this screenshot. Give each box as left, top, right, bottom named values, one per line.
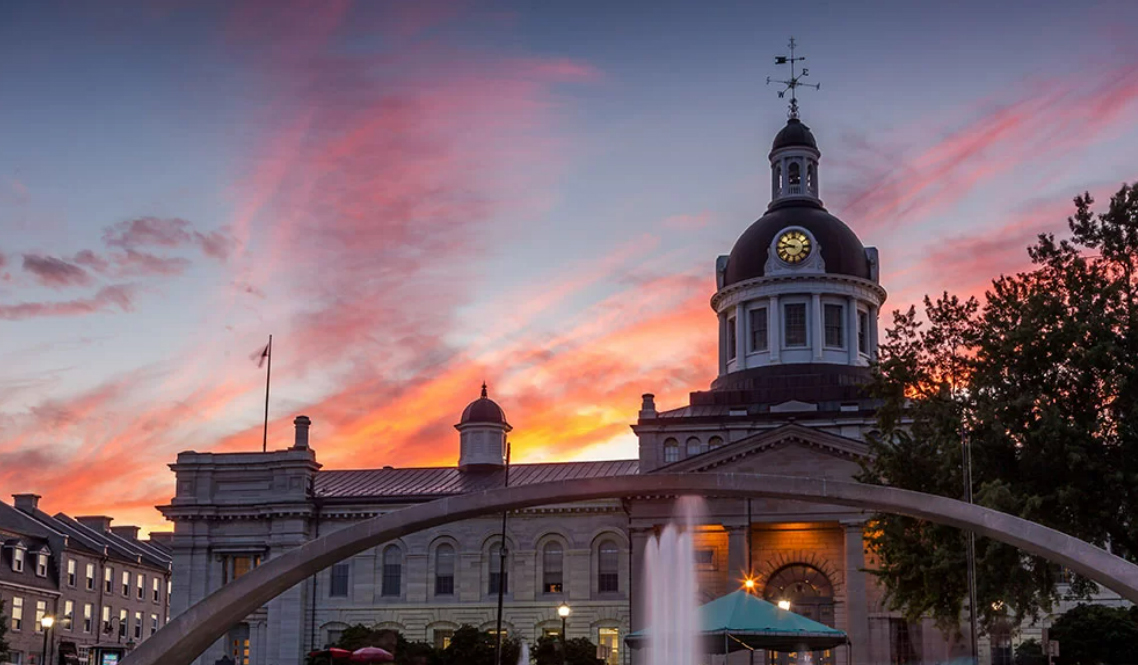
left=124, top=473, right=1138, bottom=665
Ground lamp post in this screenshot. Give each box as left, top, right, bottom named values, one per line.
left=557, top=603, right=571, bottom=665
left=40, top=615, right=55, bottom=665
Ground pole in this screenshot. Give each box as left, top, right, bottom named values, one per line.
left=560, top=615, right=568, bottom=665
left=965, top=434, right=979, bottom=663
left=747, top=499, right=754, bottom=665
left=41, top=625, right=49, bottom=665
left=494, top=443, right=512, bottom=665
left=262, top=334, right=272, bottom=453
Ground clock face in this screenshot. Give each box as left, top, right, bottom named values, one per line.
left=776, top=230, right=811, bottom=263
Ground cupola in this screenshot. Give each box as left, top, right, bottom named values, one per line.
left=455, top=383, right=511, bottom=471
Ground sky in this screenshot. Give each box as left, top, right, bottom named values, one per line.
left=2, top=0, right=1138, bottom=533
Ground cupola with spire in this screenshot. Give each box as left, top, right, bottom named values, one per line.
left=455, top=382, right=511, bottom=471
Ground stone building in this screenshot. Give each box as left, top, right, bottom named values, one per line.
left=161, top=114, right=996, bottom=665
left=0, top=494, right=172, bottom=665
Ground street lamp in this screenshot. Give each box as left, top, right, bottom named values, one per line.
left=557, top=603, right=571, bottom=665
left=41, top=615, right=55, bottom=665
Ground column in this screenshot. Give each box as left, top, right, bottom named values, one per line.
left=843, top=521, right=870, bottom=665
left=868, top=305, right=880, bottom=360
left=725, top=525, right=749, bottom=589
left=718, top=312, right=728, bottom=376
left=769, top=295, right=781, bottom=364
left=847, top=297, right=859, bottom=365
left=735, top=303, right=747, bottom=369
left=811, top=293, right=824, bottom=360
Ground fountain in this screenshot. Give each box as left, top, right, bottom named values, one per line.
left=517, top=639, right=530, bottom=665
left=643, top=496, right=705, bottom=665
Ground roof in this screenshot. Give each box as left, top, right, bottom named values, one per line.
left=459, top=383, right=509, bottom=427
left=315, top=459, right=639, bottom=500
left=771, top=118, right=818, bottom=153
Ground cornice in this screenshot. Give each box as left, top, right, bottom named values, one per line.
left=710, top=272, right=887, bottom=311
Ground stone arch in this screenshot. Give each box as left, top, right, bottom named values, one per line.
left=319, top=621, right=350, bottom=649
left=123, top=473, right=1138, bottom=665
left=757, top=549, right=843, bottom=595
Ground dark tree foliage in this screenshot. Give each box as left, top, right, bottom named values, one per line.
left=531, top=635, right=601, bottom=665
left=858, top=184, right=1138, bottom=629
left=307, top=626, right=436, bottom=665
left=1013, top=639, right=1044, bottom=665
left=1048, top=604, right=1138, bottom=664
left=0, top=598, right=10, bottom=662
left=437, top=625, right=521, bottom=665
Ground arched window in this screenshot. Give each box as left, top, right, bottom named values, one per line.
left=686, top=437, right=703, bottom=457
left=663, top=438, right=680, bottom=464
left=709, top=436, right=724, bottom=450
left=598, top=540, right=619, bottom=593
left=435, top=544, right=455, bottom=596
left=763, top=564, right=834, bottom=626
left=489, top=542, right=508, bottom=594
left=772, top=165, right=782, bottom=196
left=542, top=542, right=563, bottom=594
left=807, top=162, right=816, bottom=192
left=788, top=162, right=801, bottom=186
left=381, top=545, right=401, bottom=597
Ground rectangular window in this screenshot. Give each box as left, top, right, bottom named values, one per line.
left=35, top=553, right=48, bottom=577
left=784, top=303, right=807, bottom=347
left=134, top=611, right=142, bottom=640
left=118, top=609, right=127, bottom=639
left=750, top=307, right=768, bottom=351
left=329, top=562, right=350, bottom=597
left=598, top=628, right=620, bottom=665
left=68, top=559, right=77, bottom=586
left=11, top=596, right=22, bottom=631
left=726, top=316, right=737, bottom=360
left=104, top=567, right=113, bottom=593
left=824, top=303, right=844, bottom=348
left=63, top=600, right=74, bottom=630
left=122, top=570, right=130, bottom=596
left=151, top=613, right=159, bottom=636
left=34, top=600, right=46, bottom=633
left=694, top=548, right=717, bottom=571
left=489, top=571, right=508, bottom=595
left=86, top=562, right=95, bottom=590
left=232, top=555, right=259, bottom=581
left=153, top=577, right=161, bottom=603
left=542, top=547, right=563, bottom=594
left=83, top=604, right=93, bottom=633
left=101, top=606, right=110, bottom=633
left=858, top=310, right=869, bottom=353
left=434, top=629, right=454, bottom=650
left=12, top=548, right=24, bottom=572
left=137, top=573, right=145, bottom=600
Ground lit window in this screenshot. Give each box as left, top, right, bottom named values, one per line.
left=122, top=570, right=130, bottom=596
left=137, top=573, right=145, bottom=599
left=542, top=542, right=564, bottom=594
left=151, top=613, right=159, bottom=636
left=727, top=316, right=737, bottom=360
left=134, top=611, right=142, bottom=639
left=858, top=311, right=869, bottom=354
left=663, top=438, right=680, bottom=464
left=488, top=542, right=508, bottom=595
left=694, top=548, right=717, bottom=571
left=104, top=566, right=113, bottom=593
left=153, top=577, right=161, bottom=602
left=598, top=540, right=619, bottom=593
left=64, top=600, right=74, bottom=630
left=750, top=307, right=768, bottom=351
left=11, top=596, right=23, bottom=631
left=784, top=303, right=807, bottom=347
left=67, top=559, right=77, bottom=586
left=101, top=606, right=110, bottom=633
left=434, top=629, right=454, bottom=650
left=118, top=609, right=127, bottom=638
left=686, top=437, right=702, bottom=457
left=329, top=562, right=350, bottom=598
left=435, top=544, right=455, bottom=596
left=86, top=562, right=95, bottom=590
left=83, top=603, right=93, bottom=633
left=34, top=600, right=45, bottom=633
left=824, top=304, right=844, bottom=348
left=12, top=547, right=25, bottom=572
left=36, top=553, right=48, bottom=577
left=598, top=628, right=620, bottom=665
left=381, top=546, right=401, bottom=597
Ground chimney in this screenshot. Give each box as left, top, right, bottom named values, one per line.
left=292, top=415, right=312, bottom=449
left=110, top=525, right=140, bottom=541
left=639, top=393, right=658, bottom=420
left=12, top=493, right=40, bottom=512
left=76, top=516, right=113, bottom=533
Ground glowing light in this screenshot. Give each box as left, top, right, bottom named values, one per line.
left=743, top=578, right=755, bottom=590
left=777, top=600, right=791, bottom=611
left=558, top=603, right=571, bottom=618
left=41, top=615, right=55, bottom=629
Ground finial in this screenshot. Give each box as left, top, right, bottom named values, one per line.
left=481, top=381, right=488, bottom=398
left=766, top=37, right=820, bottom=119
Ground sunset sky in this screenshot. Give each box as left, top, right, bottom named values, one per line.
left=2, top=0, right=1138, bottom=532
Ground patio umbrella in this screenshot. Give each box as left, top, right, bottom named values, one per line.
left=350, top=647, right=395, bottom=663
left=307, top=648, right=354, bottom=660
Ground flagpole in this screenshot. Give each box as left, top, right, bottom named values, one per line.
left=262, top=334, right=272, bottom=453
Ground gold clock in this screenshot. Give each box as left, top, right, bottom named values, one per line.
left=776, top=230, right=811, bottom=263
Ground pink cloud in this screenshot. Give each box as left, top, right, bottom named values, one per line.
left=22, top=254, right=93, bottom=288
left=0, top=285, right=134, bottom=320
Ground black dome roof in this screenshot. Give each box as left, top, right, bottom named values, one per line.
left=771, top=118, right=818, bottom=152
left=460, top=383, right=509, bottom=426
left=722, top=200, right=870, bottom=286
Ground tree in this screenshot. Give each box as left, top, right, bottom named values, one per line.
left=532, top=635, right=601, bottom=665
left=437, top=625, right=521, bottom=665
left=859, top=184, right=1138, bottom=629
left=0, top=598, right=10, bottom=663
left=1014, top=639, right=1044, bottom=665
left=1048, top=603, right=1138, bottom=664
left=307, top=626, right=437, bottom=665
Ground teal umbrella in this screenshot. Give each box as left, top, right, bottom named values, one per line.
left=627, top=590, right=848, bottom=653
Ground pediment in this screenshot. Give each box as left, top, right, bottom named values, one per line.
left=656, top=423, right=869, bottom=475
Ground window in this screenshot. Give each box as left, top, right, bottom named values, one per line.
left=327, top=629, right=344, bottom=648
left=104, top=566, right=113, bottom=593
left=598, top=540, right=619, bottom=593
left=784, top=303, right=807, bottom=347
left=329, top=562, right=350, bottom=598
left=11, top=596, right=22, bottom=631
left=134, top=611, right=143, bottom=640
left=858, top=310, right=869, bottom=353
left=34, top=600, right=46, bottom=633
left=598, top=628, right=620, bottom=665
left=694, top=548, right=717, bottom=571
left=488, top=543, right=508, bottom=595
left=709, top=436, right=724, bottom=449
left=889, top=618, right=917, bottom=665
left=122, top=570, right=130, bottom=596
left=153, top=577, right=161, bottom=602
left=435, top=544, right=455, bottom=596
left=86, top=562, right=95, bottom=590
left=137, top=573, right=145, bottom=599
left=12, top=547, right=24, bottom=572
left=788, top=161, right=801, bottom=186
left=750, top=307, right=768, bottom=351
left=807, top=163, right=816, bottom=191
left=101, top=606, right=110, bottom=633
left=64, top=600, right=74, bottom=630
left=68, top=559, right=77, bottom=586
left=36, top=552, right=48, bottom=577
left=726, top=316, right=737, bottom=360
left=663, top=438, right=680, bottom=464
left=118, top=609, right=128, bottom=639
left=151, top=613, right=159, bottom=636
left=824, top=304, right=844, bottom=348
left=434, top=629, right=454, bottom=650
left=83, top=604, right=93, bottom=633
left=543, top=627, right=561, bottom=638
left=686, top=437, right=702, bottom=458
left=381, top=546, right=401, bottom=597
left=542, top=542, right=563, bottom=594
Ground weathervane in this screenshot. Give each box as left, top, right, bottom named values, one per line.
left=766, top=37, right=820, bottom=119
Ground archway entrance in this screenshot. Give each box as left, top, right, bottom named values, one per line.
left=122, top=473, right=1138, bottom=665
left=764, top=565, right=835, bottom=665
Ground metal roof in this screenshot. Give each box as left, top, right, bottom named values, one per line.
left=315, top=459, right=639, bottom=499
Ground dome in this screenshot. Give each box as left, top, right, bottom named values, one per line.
left=721, top=200, right=870, bottom=286
left=459, top=383, right=509, bottom=426
left=771, top=118, right=818, bottom=153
